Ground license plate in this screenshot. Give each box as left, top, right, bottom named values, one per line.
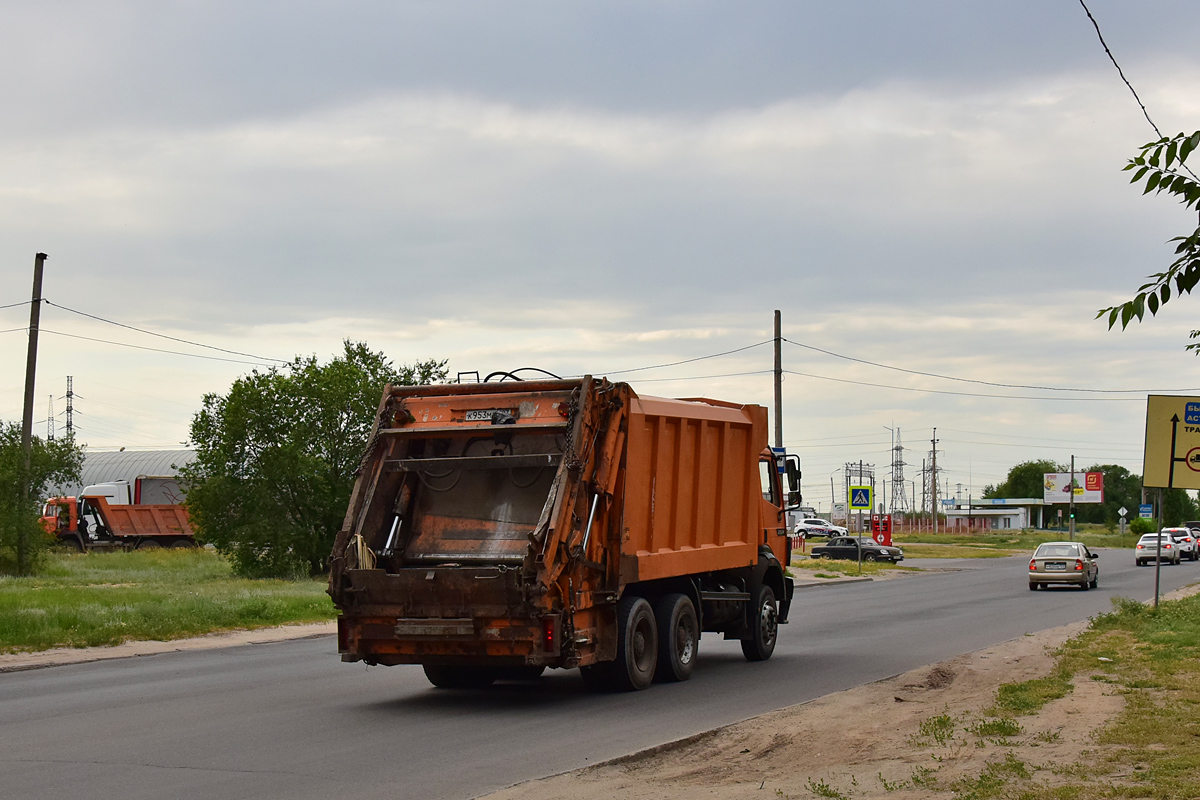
left=1045, top=562, right=1067, bottom=571
left=465, top=409, right=509, bottom=422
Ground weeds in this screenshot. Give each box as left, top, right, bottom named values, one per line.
left=0, top=550, right=334, bottom=652
left=916, top=712, right=956, bottom=745
left=804, top=777, right=847, bottom=799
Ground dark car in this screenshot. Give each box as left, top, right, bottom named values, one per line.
left=810, top=536, right=904, bottom=563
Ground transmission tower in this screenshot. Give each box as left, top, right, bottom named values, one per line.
left=888, top=428, right=908, bottom=513
left=65, top=376, right=74, bottom=438
left=47, top=394, right=55, bottom=441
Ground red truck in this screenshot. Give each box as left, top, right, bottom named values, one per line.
left=329, top=376, right=800, bottom=690
left=41, top=495, right=196, bottom=551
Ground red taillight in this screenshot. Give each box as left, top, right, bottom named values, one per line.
left=541, top=616, right=556, bottom=651
left=1029, top=560, right=1037, bottom=571
left=1075, top=559, right=1084, bottom=571
left=1137, top=544, right=1145, bottom=549
left=1165, top=544, right=1173, bottom=549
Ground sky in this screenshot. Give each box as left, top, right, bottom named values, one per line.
left=2, top=1, right=1200, bottom=514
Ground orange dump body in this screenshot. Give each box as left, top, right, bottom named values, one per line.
left=83, top=495, right=194, bottom=539
left=329, top=377, right=791, bottom=671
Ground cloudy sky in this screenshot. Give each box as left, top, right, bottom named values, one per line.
left=2, top=1, right=1199, bottom=512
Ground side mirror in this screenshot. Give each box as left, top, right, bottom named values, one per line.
left=785, top=455, right=801, bottom=492
left=786, top=490, right=801, bottom=510
left=1091, top=552, right=1099, bottom=559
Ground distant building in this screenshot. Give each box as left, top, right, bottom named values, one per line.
left=46, top=449, right=197, bottom=502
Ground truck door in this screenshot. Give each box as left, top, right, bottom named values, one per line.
left=758, top=458, right=788, bottom=563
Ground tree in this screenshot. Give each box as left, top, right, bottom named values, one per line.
left=183, top=341, right=446, bottom=578
left=1074, top=464, right=1142, bottom=526
left=0, top=423, right=84, bottom=575
left=983, top=460, right=1062, bottom=500
left=1099, top=131, right=1200, bottom=351
left=1162, top=488, right=1198, bottom=527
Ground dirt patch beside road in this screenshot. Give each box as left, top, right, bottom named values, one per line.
left=483, top=586, right=1200, bottom=800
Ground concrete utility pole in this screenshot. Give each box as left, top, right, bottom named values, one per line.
left=773, top=310, right=782, bottom=449
left=1068, top=455, right=1076, bottom=542
left=19, top=252, right=47, bottom=576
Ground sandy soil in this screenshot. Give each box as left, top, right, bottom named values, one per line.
left=482, top=582, right=1200, bottom=800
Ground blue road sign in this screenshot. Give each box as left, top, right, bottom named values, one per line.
left=849, top=486, right=872, bottom=510
left=1139, top=504, right=1154, bottom=519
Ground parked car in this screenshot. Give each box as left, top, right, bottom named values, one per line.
left=1028, top=541, right=1099, bottom=591
left=810, top=536, right=904, bottom=563
left=1163, top=528, right=1198, bottom=561
left=793, top=517, right=847, bottom=539
left=1135, top=533, right=1181, bottom=566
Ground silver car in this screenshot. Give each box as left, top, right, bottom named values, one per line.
left=1029, top=541, right=1099, bottom=590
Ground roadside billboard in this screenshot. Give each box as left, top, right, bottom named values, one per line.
left=1042, top=472, right=1104, bottom=504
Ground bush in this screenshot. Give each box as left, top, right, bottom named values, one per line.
left=1129, top=517, right=1155, bottom=535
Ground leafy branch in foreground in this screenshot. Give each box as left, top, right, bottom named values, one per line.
left=1098, top=131, right=1200, bottom=349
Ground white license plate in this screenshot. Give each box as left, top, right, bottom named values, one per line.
left=465, top=409, right=509, bottom=422
left=1045, top=562, right=1067, bottom=572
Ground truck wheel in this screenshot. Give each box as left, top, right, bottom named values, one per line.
left=422, top=665, right=496, bottom=689
left=612, top=595, right=658, bottom=691
left=740, top=584, right=778, bottom=662
left=653, top=593, right=698, bottom=683
left=169, top=538, right=195, bottom=549
left=137, top=540, right=162, bottom=550
left=58, top=535, right=84, bottom=552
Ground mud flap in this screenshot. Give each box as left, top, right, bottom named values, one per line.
left=778, top=576, right=794, bottom=624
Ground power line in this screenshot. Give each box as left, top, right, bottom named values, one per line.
left=43, top=300, right=288, bottom=363
left=39, top=329, right=275, bottom=365
left=628, top=369, right=773, bottom=384
left=588, top=340, right=772, bottom=377
left=0, top=326, right=27, bottom=334
left=782, top=337, right=1190, bottom=394
left=1076, top=0, right=1161, bottom=139
left=782, top=369, right=1142, bottom=401
left=0, top=300, right=31, bottom=311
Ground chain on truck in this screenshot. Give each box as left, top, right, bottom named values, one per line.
left=328, top=376, right=801, bottom=691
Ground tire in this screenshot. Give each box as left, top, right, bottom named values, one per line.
left=169, top=538, right=195, bottom=549
left=864, top=553, right=878, bottom=563
left=57, top=535, right=84, bottom=552
left=740, top=584, right=778, bottom=662
left=603, top=595, right=658, bottom=691
left=422, top=664, right=497, bottom=689
left=137, top=539, right=162, bottom=550
left=1080, top=579, right=1090, bottom=591
left=654, top=593, right=698, bottom=683
left=1089, top=574, right=1098, bottom=589
left=1029, top=582, right=1038, bottom=591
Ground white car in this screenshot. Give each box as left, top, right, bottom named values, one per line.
left=793, top=517, right=848, bottom=539
left=1163, top=528, right=1198, bottom=561
left=1135, top=533, right=1181, bottom=566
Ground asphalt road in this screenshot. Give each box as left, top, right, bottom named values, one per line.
left=2, top=550, right=1196, bottom=800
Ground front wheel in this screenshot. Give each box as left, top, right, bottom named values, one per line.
left=864, top=553, right=878, bottom=563
left=654, top=593, right=698, bottom=683
left=740, top=584, right=778, bottom=662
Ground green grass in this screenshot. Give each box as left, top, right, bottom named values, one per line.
left=0, top=550, right=335, bottom=653
left=951, top=592, right=1200, bottom=798
left=789, top=558, right=921, bottom=577
left=892, top=528, right=1140, bottom=559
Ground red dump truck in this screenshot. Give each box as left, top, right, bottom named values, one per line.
left=329, top=376, right=800, bottom=691
left=41, top=495, right=196, bottom=551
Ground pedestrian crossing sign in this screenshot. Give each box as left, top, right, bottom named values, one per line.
left=849, top=485, right=872, bottom=510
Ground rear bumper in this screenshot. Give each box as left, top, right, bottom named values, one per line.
left=1030, top=573, right=1087, bottom=585
left=337, top=615, right=564, bottom=668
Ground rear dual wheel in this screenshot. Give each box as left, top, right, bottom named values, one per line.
left=654, top=594, right=698, bottom=683
left=581, top=594, right=659, bottom=692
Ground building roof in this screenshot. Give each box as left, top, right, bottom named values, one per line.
left=46, top=449, right=196, bottom=498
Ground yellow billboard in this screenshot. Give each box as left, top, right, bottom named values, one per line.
left=1143, top=395, right=1200, bottom=490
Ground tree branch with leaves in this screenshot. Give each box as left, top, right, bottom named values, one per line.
left=1099, top=131, right=1200, bottom=348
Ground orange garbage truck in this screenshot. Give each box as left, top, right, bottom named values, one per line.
left=328, top=377, right=801, bottom=691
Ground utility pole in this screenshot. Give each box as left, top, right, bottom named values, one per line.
left=931, top=428, right=938, bottom=535
left=65, top=376, right=74, bottom=438
left=1068, top=454, right=1075, bottom=542
left=47, top=395, right=55, bottom=441
left=19, top=252, right=47, bottom=576
left=773, top=310, right=782, bottom=449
